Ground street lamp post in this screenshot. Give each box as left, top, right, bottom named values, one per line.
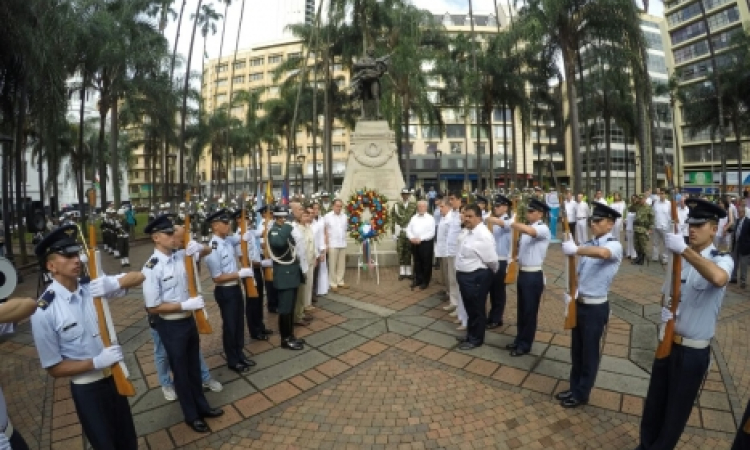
left=435, top=150, right=443, bottom=194
left=297, top=154, right=306, bottom=195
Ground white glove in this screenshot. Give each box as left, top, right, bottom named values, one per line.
left=261, top=259, right=273, bottom=268
left=181, top=296, right=205, bottom=311
left=93, top=345, right=123, bottom=370
left=561, top=293, right=572, bottom=305
left=89, top=276, right=121, bottom=298
left=562, top=239, right=578, bottom=256
left=242, top=231, right=254, bottom=242
left=238, top=267, right=254, bottom=278
left=186, top=240, right=203, bottom=257
left=392, top=234, right=398, bottom=241
left=661, top=306, right=674, bottom=323
left=79, top=253, right=89, bottom=264
left=665, top=233, right=687, bottom=254
left=259, top=237, right=265, bottom=244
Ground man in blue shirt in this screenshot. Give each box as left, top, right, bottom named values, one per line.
left=558, top=203, right=623, bottom=408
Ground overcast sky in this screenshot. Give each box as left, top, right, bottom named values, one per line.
left=163, top=0, right=664, bottom=77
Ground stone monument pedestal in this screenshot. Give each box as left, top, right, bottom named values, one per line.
left=340, top=120, right=405, bottom=267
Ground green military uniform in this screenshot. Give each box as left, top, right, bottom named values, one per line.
left=632, top=196, right=654, bottom=265
left=391, top=192, right=417, bottom=280
left=267, top=212, right=305, bottom=350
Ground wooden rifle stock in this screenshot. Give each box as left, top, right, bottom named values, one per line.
left=87, top=190, right=135, bottom=397
left=262, top=208, right=273, bottom=281
left=239, top=194, right=260, bottom=297
left=505, top=186, right=520, bottom=284
left=561, top=193, right=578, bottom=330
left=184, top=191, right=212, bottom=334
left=655, top=165, right=681, bottom=359
left=744, top=415, right=750, bottom=433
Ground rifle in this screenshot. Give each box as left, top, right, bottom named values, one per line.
left=239, top=193, right=260, bottom=298
left=86, top=189, right=136, bottom=397
left=183, top=191, right=213, bottom=334
left=262, top=202, right=274, bottom=282
left=504, top=183, right=519, bottom=284
left=547, top=160, right=578, bottom=329
left=655, top=164, right=681, bottom=359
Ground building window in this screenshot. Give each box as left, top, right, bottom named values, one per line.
left=333, top=145, right=345, bottom=153
left=216, top=78, right=228, bottom=87
left=333, top=127, right=346, bottom=137
left=423, top=126, right=441, bottom=139
left=232, top=75, right=245, bottom=84
left=450, top=142, right=463, bottom=154
left=287, top=52, right=302, bottom=61
left=642, top=29, right=664, bottom=51
left=216, top=63, right=228, bottom=73
left=446, top=124, right=465, bottom=138
left=250, top=72, right=263, bottom=81
left=425, top=142, right=439, bottom=154
left=215, top=94, right=227, bottom=104
left=270, top=164, right=282, bottom=176
left=332, top=64, right=343, bottom=72
left=233, top=60, right=246, bottom=70
left=268, top=54, right=283, bottom=64
left=250, top=57, right=264, bottom=66
left=443, top=13, right=453, bottom=26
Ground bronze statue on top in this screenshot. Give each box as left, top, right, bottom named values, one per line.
left=350, top=48, right=390, bottom=120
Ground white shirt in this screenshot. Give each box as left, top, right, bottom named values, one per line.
left=611, top=201, right=626, bottom=218
left=546, top=193, right=560, bottom=208
left=407, top=213, right=436, bottom=242
left=324, top=211, right=348, bottom=249
left=312, top=218, right=326, bottom=256
left=445, top=209, right=462, bottom=257
left=565, top=200, right=577, bottom=223
left=435, top=210, right=451, bottom=257
left=575, top=201, right=590, bottom=220
left=653, top=199, right=671, bottom=230
left=518, top=222, right=551, bottom=267
left=455, top=223, right=499, bottom=272
left=677, top=206, right=690, bottom=236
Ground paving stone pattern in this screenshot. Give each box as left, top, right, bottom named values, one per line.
left=1, top=242, right=745, bottom=449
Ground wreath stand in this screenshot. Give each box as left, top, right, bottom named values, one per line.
left=356, top=239, right=380, bottom=285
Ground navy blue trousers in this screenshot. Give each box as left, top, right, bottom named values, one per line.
left=569, top=302, right=609, bottom=402
left=514, top=271, right=544, bottom=353
left=637, top=344, right=710, bottom=450
left=245, top=266, right=266, bottom=338
left=8, top=429, right=29, bottom=450
left=732, top=399, right=750, bottom=449
left=156, top=317, right=211, bottom=422
left=214, top=285, right=246, bottom=367
left=488, top=260, right=508, bottom=324
left=456, top=268, right=493, bottom=345
left=70, top=376, right=137, bottom=450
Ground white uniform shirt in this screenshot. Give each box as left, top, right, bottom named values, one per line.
left=455, top=223, right=499, bottom=272
left=575, top=201, right=590, bottom=220
left=653, top=199, right=671, bottom=231
left=445, top=209, right=462, bottom=257
left=324, top=211, right=348, bottom=249
left=406, top=213, right=436, bottom=241
left=518, top=221, right=551, bottom=267
left=565, top=200, right=577, bottom=224
left=142, top=249, right=191, bottom=307
left=435, top=210, right=451, bottom=258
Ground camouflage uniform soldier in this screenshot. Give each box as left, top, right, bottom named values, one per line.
left=632, top=194, right=654, bottom=265
left=391, top=188, right=417, bottom=280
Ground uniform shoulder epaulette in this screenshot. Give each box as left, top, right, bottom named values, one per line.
left=212, top=241, right=218, bottom=249
left=79, top=276, right=91, bottom=285
left=607, top=238, right=617, bottom=242
left=145, top=257, right=159, bottom=269
left=710, top=250, right=728, bottom=257
left=37, top=290, right=55, bottom=310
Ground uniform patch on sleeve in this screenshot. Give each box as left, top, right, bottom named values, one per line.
left=711, top=250, right=728, bottom=257
left=607, top=238, right=617, bottom=242
left=212, top=241, right=218, bottom=249
left=37, top=290, right=55, bottom=310
left=145, top=257, right=159, bottom=269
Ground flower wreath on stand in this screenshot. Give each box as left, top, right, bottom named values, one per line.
left=347, top=188, right=389, bottom=270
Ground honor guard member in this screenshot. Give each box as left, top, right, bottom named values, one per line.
left=142, top=215, right=225, bottom=433
left=636, top=199, right=733, bottom=450
left=508, top=198, right=551, bottom=356
left=30, top=225, right=145, bottom=449
left=485, top=194, right=513, bottom=328
left=198, top=202, right=210, bottom=243
left=174, top=203, right=186, bottom=226
left=267, top=205, right=305, bottom=350
left=148, top=205, right=157, bottom=223
left=392, top=188, right=417, bottom=280
left=256, top=205, right=280, bottom=313
left=454, top=204, right=499, bottom=350
left=204, top=209, right=257, bottom=373
left=557, top=203, right=623, bottom=408
left=319, top=192, right=332, bottom=216
left=732, top=400, right=750, bottom=449
left=107, top=208, right=119, bottom=258
left=100, top=209, right=111, bottom=255
left=476, top=195, right=489, bottom=220
left=1, top=297, right=38, bottom=450
left=116, top=208, right=131, bottom=267
left=232, top=209, right=273, bottom=341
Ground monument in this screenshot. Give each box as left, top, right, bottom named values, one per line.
left=341, top=49, right=404, bottom=267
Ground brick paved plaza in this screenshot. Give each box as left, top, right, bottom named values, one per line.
left=2, top=242, right=746, bottom=449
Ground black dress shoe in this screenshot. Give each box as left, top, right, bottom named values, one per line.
left=419, top=284, right=428, bottom=290
left=458, top=342, right=480, bottom=351
left=281, top=339, right=304, bottom=350
left=251, top=334, right=269, bottom=341
left=455, top=336, right=468, bottom=342
left=228, top=363, right=251, bottom=374
left=510, top=349, right=529, bottom=357
left=561, top=397, right=587, bottom=408
left=201, top=408, right=225, bottom=418
left=486, top=322, right=503, bottom=329
left=505, top=343, right=518, bottom=350
left=241, top=357, right=257, bottom=367
left=292, top=337, right=306, bottom=344
left=262, top=328, right=274, bottom=335
left=555, top=390, right=574, bottom=401
left=186, top=419, right=211, bottom=433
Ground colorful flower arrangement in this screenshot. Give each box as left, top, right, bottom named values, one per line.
left=347, top=188, right=389, bottom=243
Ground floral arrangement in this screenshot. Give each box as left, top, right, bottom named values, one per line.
left=347, top=188, right=389, bottom=243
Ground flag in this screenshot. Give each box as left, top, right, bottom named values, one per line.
left=281, top=181, right=289, bottom=205
left=265, top=180, right=273, bottom=204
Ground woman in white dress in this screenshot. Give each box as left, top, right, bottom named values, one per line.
left=625, top=195, right=637, bottom=259
left=313, top=204, right=330, bottom=296
left=610, top=192, right=626, bottom=241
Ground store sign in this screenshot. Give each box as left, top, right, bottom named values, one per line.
left=685, top=172, right=712, bottom=184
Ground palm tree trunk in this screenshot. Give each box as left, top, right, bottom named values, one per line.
left=98, top=106, right=109, bottom=211
left=510, top=107, right=518, bottom=189
left=1, top=131, right=13, bottom=260
left=502, top=103, right=509, bottom=188
left=226, top=0, right=247, bottom=198
left=575, top=47, right=590, bottom=197
left=404, top=92, right=412, bottom=189
left=110, top=96, right=120, bottom=206
left=487, top=102, right=495, bottom=191
left=562, top=46, right=583, bottom=195
left=14, top=87, right=28, bottom=264
left=604, top=114, right=612, bottom=194
left=169, top=0, right=188, bottom=80
left=77, top=77, right=87, bottom=222
left=178, top=0, right=204, bottom=201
